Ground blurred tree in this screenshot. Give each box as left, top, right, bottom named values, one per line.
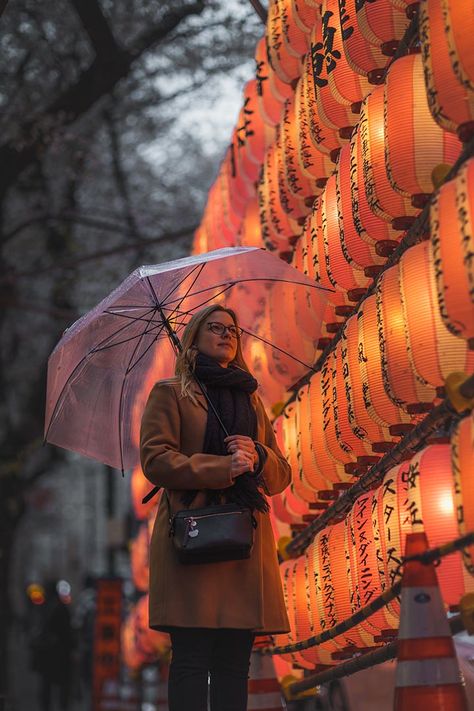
left=0, top=0, right=262, bottom=700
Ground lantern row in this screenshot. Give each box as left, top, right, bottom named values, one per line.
left=272, top=415, right=474, bottom=668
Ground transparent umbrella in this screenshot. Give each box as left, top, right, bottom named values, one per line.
left=45, top=247, right=331, bottom=471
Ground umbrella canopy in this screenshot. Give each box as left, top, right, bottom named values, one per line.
left=45, top=247, right=330, bottom=471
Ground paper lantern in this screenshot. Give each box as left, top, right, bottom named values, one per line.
left=122, top=615, right=143, bottom=670
left=334, top=336, right=372, bottom=457
left=281, top=98, right=316, bottom=214
left=451, top=412, right=474, bottom=576
left=321, top=0, right=371, bottom=106
left=241, top=79, right=270, bottom=164
left=279, top=0, right=311, bottom=56
left=266, top=0, right=303, bottom=84
left=275, top=559, right=308, bottom=666
left=420, top=0, right=474, bottom=138
left=338, top=0, right=388, bottom=77
left=430, top=158, right=474, bottom=343
left=258, top=144, right=299, bottom=252
left=255, top=38, right=288, bottom=127
left=321, top=351, right=357, bottom=466
left=340, top=315, right=395, bottom=444
left=356, top=0, right=409, bottom=49
left=442, top=0, right=474, bottom=92
left=282, top=397, right=319, bottom=504
left=237, top=197, right=262, bottom=248
left=322, top=173, right=370, bottom=292
left=309, top=21, right=359, bottom=134
left=130, top=523, right=150, bottom=593
left=358, top=294, right=411, bottom=428
left=313, top=530, right=347, bottom=652
left=336, top=142, right=385, bottom=271
left=384, top=53, right=462, bottom=200
left=291, top=232, right=327, bottom=336
left=375, top=264, right=436, bottom=409
left=406, top=445, right=473, bottom=606
left=301, top=51, right=342, bottom=155
left=349, top=127, right=402, bottom=246
left=296, top=382, right=333, bottom=492
left=308, top=371, right=351, bottom=483
left=329, top=519, right=375, bottom=648
left=398, top=240, right=474, bottom=389
left=131, top=465, right=159, bottom=520
left=295, top=71, right=334, bottom=186
left=359, top=84, right=417, bottom=224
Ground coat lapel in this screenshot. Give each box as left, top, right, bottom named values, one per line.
left=191, top=383, right=208, bottom=412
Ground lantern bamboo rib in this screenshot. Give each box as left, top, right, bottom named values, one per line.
left=263, top=531, right=473, bottom=657
left=285, top=376, right=474, bottom=558
left=285, top=615, right=464, bottom=696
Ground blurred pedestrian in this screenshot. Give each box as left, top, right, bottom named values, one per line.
left=140, top=305, right=291, bottom=711
left=29, top=580, right=72, bottom=711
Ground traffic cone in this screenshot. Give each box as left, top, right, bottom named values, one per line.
left=248, top=651, right=286, bottom=710
left=394, top=532, right=468, bottom=710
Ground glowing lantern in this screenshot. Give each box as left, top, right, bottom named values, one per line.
left=430, top=159, right=474, bottom=344
left=242, top=79, right=271, bottom=164
left=406, top=445, right=474, bottom=606
left=282, top=398, right=319, bottom=504
left=295, top=70, right=334, bottom=186
left=349, top=493, right=391, bottom=635
left=338, top=0, right=388, bottom=77
left=255, top=37, right=293, bottom=127
left=192, top=226, right=208, bottom=255
left=237, top=197, right=262, bottom=248
left=281, top=98, right=316, bottom=214
left=291, top=0, right=318, bottom=38
left=375, top=264, right=436, bottom=409
left=334, top=337, right=372, bottom=457
left=384, top=54, right=462, bottom=201
left=398, top=241, right=474, bottom=389
left=130, top=523, right=150, bottom=593
left=297, top=382, right=333, bottom=491
left=259, top=143, right=300, bottom=252
left=349, top=127, right=402, bottom=246
left=359, top=84, right=417, bottom=225
left=266, top=0, right=303, bottom=84
left=336, top=143, right=384, bottom=271
left=322, top=173, right=370, bottom=292
left=442, top=0, right=474, bottom=93
left=308, top=371, right=351, bottom=483
left=277, top=121, right=309, bottom=220
left=356, top=0, right=409, bottom=50
left=340, top=314, right=395, bottom=444
left=329, top=520, right=375, bottom=649
left=358, top=294, right=411, bottom=428
left=301, top=51, right=342, bottom=155
left=451, top=413, right=474, bottom=576
left=310, top=21, right=359, bottom=134
left=271, top=490, right=297, bottom=525
left=420, top=0, right=474, bottom=139
left=279, top=0, right=311, bottom=55
left=122, top=615, right=142, bottom=670
left=321, top=0, right=371, bottom=106
left=320, top=351, right=357, bottom=466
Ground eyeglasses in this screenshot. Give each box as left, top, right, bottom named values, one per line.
left=206, top=321, right=243, bottom=338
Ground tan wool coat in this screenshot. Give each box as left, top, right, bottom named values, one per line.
left=140, top=377, right=291, bottom=635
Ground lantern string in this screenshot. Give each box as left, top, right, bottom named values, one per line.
left=285, top=377, right=474, bottom=558
left=262, top=530, right=474, bottom=656
left=285, top=614, right=465, bottom=696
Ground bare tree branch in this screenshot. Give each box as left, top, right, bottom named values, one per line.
left=0, top=1, right=205, bottom=202
left=248, top=0, right=267, bottom=23
left=69, top=0, right=122, bottom=58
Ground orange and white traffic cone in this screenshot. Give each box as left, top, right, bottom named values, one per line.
left=394, top=532, right=468, bottom=710
left=248, top=651, right=286, bottom=710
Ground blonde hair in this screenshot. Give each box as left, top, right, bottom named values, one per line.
left=175, top=304, right=253, bottom=403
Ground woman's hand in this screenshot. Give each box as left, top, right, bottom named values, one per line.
left=230, top=448, right=255, bottom=479
left=224, top=435, right=258, bottom=466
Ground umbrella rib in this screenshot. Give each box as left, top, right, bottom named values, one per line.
left=116, top=309, right=167, bottom=472
left=240, top=327, right=319, bottom=373
left=104, top=309, right=163, bottom=326
left=162, top=282, right=237, bottom=318
left=161, top=276, right=334, bottom=308
left=92, top=328, right=167, bottom=353
left=45, top=307, right=159, bottom=442
left=159, top=263, right=208, bottom=326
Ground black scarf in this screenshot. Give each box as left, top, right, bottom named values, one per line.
left=180, top=353, right=269, bottom=513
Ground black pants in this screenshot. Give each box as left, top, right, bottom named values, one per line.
left=168, top=627, right=255, bottom=711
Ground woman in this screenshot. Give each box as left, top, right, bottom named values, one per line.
left=140, top=304, right=291, bottom=711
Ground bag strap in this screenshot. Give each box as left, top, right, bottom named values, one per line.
left=142, top=375, right=229, bottom=505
